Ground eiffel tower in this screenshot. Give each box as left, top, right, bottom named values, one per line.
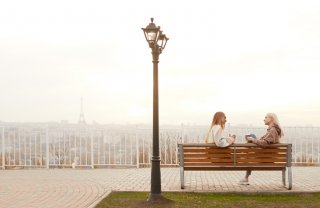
left=78, top=97, right=86, bottom=125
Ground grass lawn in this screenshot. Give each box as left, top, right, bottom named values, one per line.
left=95, top=191, right=320, bottom=208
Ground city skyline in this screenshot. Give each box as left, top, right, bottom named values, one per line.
left=1, top=0, right=320, bottom=126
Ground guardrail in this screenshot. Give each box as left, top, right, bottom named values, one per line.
left=1, top=125, right=319, bottom=169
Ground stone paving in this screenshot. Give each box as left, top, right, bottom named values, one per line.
left=0, top=167, right=319, bottom=208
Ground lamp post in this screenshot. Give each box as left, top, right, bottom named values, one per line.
left=142, top=18, right=169, bottom=201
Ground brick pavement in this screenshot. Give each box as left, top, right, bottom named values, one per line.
left=0, top=167, right=319, bottom=208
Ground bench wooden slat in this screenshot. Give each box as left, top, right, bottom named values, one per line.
left=184, top=153, right=233, bottom=158
left=181, top=143, right=289, bottom=147
left=182, top=148, right=287, bottom=153
left=236, top=155, right=287, bottom=159
left=182, top=149, right=234, bottom=153
left=184, top=166, right=284, bottom=171
left=183, top=162, right=286, bottom=167
left=236, top=158, right=287, bottom=162
left=182, top=145, right=286, bottom=148
left=184, top=158, right=233, bottom=163
left=184, top=162, right=234, bottom=166
left=183, top=158, right=286, bottom=163
left=182, top=146, right=287, bottom=149
left=184, top=153, right=287, bottom=158
left=235, top=149, right=287, bottom=153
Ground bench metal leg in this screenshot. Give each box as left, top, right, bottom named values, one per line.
left=288, top=167, right=292, bottom=190
left=180, top=167, right=185, bottom=189
left=282, top=169, right=286, bottom=186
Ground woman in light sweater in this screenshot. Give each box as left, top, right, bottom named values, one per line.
left=240, top=113, right=284, bottom=185
left=204, top=112, right=236, bottom=147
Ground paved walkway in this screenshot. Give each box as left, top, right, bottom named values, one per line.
left=0, top=167, right=319, bottom=208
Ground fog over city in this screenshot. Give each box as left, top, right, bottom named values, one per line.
left=1, top=0, right=320, bottom=126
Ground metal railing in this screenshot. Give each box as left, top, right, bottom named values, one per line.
left=1, top=125, right=319, bottom=169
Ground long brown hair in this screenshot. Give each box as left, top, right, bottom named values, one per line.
left=204, top=112, right=226, bottom=142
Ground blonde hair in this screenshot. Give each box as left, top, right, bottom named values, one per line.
left=204, top=112, right=226, bottom=142
left=267, top=113, right=284, bottom=137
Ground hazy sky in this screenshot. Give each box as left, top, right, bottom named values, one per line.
left=1, top=0, right=320, bottom=126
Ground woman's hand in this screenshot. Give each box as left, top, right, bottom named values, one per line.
left=229, top=134, right=236, bottom=138
left=246, top=137, right=254, bottom=143
left=227, top=136, right=236, bottom=144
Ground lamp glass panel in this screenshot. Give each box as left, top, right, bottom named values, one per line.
left=157, top=37, right=164, bottom=48
left=147, top=31, right=157, bottom=42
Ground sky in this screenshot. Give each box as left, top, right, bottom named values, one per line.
left=0, top=0, right=320, bottom=126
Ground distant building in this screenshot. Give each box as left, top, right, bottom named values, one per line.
left=60, top=120, right=69, bottom=124
left=78, top=97, right=86, bottom=125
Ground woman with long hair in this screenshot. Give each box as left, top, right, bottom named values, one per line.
left=240, top=113, right=284, bottom=185
left=204, top=112, right=236, bottom=147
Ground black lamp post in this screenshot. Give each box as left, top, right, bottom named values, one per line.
left=142, top=18, right=169, bottom=201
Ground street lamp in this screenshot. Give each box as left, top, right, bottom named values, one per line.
left=142, top=18, right=169, bottom=202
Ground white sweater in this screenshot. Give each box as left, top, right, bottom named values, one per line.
left=207, top=125, right=230, bottom=147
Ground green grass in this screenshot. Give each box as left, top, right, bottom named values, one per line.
left=95, top=191, right=320, bottom=208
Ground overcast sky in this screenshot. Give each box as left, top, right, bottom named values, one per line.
left=0, top=0, right=320, bottom=126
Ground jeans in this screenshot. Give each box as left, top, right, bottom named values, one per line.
left=246, top=170, right=252, bottom=176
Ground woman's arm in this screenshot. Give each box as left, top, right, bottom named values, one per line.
left=248, top=128, right=278, bottom=145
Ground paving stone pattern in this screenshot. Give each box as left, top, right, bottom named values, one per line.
left=0, top=167, right=319, bottom=208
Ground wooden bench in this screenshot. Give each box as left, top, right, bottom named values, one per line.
left=178, top=143, right=292, bottom=190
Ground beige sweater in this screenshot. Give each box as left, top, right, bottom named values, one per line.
left=206, top=125, right=230, bottom=147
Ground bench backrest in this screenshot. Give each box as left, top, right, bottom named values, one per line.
left=178, top=143, right=292, bottom=169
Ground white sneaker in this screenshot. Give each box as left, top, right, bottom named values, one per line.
left=239, top=178, right=249, bottom=185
